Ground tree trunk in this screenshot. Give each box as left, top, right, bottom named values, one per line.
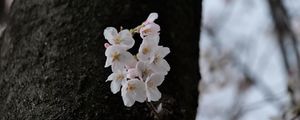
left=0, top=0, right=201, bottom=119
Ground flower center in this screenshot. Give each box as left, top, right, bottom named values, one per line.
left=126, top=83, right=136, bottom=91
left=116, top=74, right=124, bottom=80
left=143, top=28, right=152, bottom=34
left=142, top=68, right=151, bottom=78
left=153, top=54, right=160, bottom=64
left=115, top=36, right=122, bottom=44
left=112, top=52, right=120, bottom=62
left=148, top=81, right=154, bottom=87
left=142, top=47, right=150, bottom=54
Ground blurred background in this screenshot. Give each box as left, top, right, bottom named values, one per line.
left=197, top=0, right=300, bottom=120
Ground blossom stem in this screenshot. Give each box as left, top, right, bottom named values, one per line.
left=146, top=102, right=161, bottom=120
left=129, top=24, right=143, bottom=34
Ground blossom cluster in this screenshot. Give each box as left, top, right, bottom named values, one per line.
left=103, top=13, right=170, bottom=107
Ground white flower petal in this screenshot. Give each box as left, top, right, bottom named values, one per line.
left=121, top=82, right=136, bottom=107
left=126, top=57, right=137, bottom=69
left=105, top=57, right=112, bottom=68
left=127, top=68, right=139, bottom=79
left=112, top=61, right=125, bottom=72
left=119, top=29, right=135, bottom=49
left=136, top=62, right=153, bottom=80
left=137, top=52, right=150, bottom=62
left=147, top=74, right=165, bottom=86
left=146, top=87, right=161, bottom=102
left=157, top=46, right=170, bottom=58
left=119, top=51, right=134, bottom=66
left=137, top=40, right=157, bottom=62
left=104, top=27, right=118, bottom=44
left=121, top=90, right=135, bottom=107
left=111, top=80, right=121, bottom=94
left=106, top=73, right=115, bottom=82
left=145, top=12, right=158, bottom=23
left=150, top=59, right=170, bottom=75
left=143, top=34, right=160, bottom=45
left=140, top=23, right=160, bottom=38
left=130, top=79, right=146, bottom=102
left=160, top=59, right=170, bottom=72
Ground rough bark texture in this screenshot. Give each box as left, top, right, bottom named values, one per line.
left=0, top=0, right=201, bottom=119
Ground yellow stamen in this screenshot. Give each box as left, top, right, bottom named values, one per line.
left=142, top=47, right=150, bottom=54
left=148, top=81, right=154, bottom=87
left=116, top=74, right=124, bottom=80
left=153, top=55, right=160, bottom=64
left=112, top=52, right=120, bottom=62
left=142, top=69, right=151, bottom=78
left=114, top=36, right=122, bottom=44
left=126, top=83, right=136, bottom=91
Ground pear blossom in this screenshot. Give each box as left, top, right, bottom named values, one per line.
left=145, top=74, right=165, bottom=102
left=140, top=13, right=160, bottom=38
left=104, top=27, right=135, bottom=49
left=149, top=46, right=170, bottom=75
left=106, top=70, right=127, bottom=94
left=137, top=36, right=159, bottom=62
left=105, top=45, right=135, bottom=71
left=121, top=79, right=147, bottom=107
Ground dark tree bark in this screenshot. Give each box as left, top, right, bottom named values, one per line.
left=0, top=0, right=201, bottom=120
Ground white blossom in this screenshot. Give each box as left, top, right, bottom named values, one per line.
left=121, top=79, right=147, bottom=107
left=103, top=12, right=170, bottom=107
left=145, top=74, right=165, bottom=102
left=137, top=35, right=159, bottom=62
left=140, top=13, right=160, bottom=38
left=136, top=61, right=153, bottom=81
left=106, top=70, right=127, bottom=94
left=105, top=45, right=134, bottom=71
left=149, top=46, right=170, bottom=75
left=104, top=27, right=135, bottom=49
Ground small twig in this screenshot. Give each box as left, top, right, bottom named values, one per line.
left=146, top=102, right=161, bottom=120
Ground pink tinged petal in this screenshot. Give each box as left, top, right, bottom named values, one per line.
left=104, top=27, right=118, bottom=44
left=127, top=68, right=139, bottom=79
left=104, top=43, right=111, bottom=48
left=119, top=29, right=135, bottom=49
left=110, top=80, right=121, bottom=94
left=140, top=23, right=160, bottom=38
left=145, top=12, right=158, bottom=24
left=146, top=87, right=161, bottom=102
left=147, top=74, right=165, bottom=86
left=143, top=34, right=160, bottom=45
